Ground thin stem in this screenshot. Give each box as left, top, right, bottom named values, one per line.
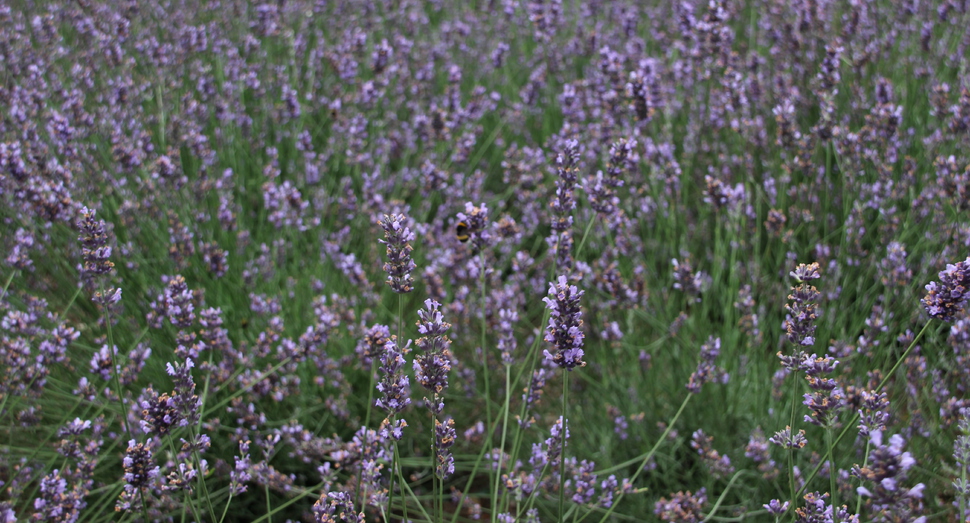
left=479, top=249, right=495, bottom=514
left=787, top=372, right=798, bottom=521
left=559, top=371, right=569, bottom=523
left=0, top=269, right=16, bottom=302
left=491, top=364, right=513, bottom=521
left=265, top=483, right=273, bottom=523
left=101, top=283, right=133, bottom=440
left=574, top=214, right=597, bottom=259
left=701, top=470, right=746, bottom=523
left=218, top=493, right=235, bottom=523
left=853, top=439, right=871, bottom=517
left=826, top=428, right=838, bottom=523
left=432, top=397, right=440, bottom=523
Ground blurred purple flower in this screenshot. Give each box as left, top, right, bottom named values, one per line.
left=687, top=336, right=728, bottom=393
left=76, top=206, right=114, bottom=279
left=852, top=431, right=925, bottom=522
left=655, top=488, right=707, bottom=523
left=921, top=257, right=970, bottom=322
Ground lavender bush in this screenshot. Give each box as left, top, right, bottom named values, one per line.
left=1, top=1, right=969, bottom=522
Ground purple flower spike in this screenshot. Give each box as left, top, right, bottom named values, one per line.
left=375, top=337, right=411, bottom=416
left=378, top=213, right=416, bottom=293
left=76, top=206, right=115, bottom=279
left=921, top=257, right=970, bottom=322
left=543, top=275, right=586, bottom=370
left=783, top=263, right=822, bottom=348
left=686, top=336, right=728, bottom=393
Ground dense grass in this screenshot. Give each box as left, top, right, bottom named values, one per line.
left=2, top=1, right=970, bottom=522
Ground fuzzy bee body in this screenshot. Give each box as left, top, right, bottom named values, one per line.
left=456, top=221, right=470, bottom=242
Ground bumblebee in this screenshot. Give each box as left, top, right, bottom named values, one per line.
left=456, top=221, right=470, bottom=243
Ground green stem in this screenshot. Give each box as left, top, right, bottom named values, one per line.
left=701, top=471, right=746, bottom=523
left=265, top=483, right=273, bottom=523
left=826, top=428, right=838, bottom=523
left=853, top=438, right=871, bottom=517
left=574, top=214, right=597, bottom=259
left=787, top=368, right=798, bottom=521
left=491, top=364, right=513, bottom=521
left=383, top=434, right=396, bottom=523
left=218, top=493, right=235, bottom=523
left=431, top=397, right=440, bottom=523
left=101, top=283, right=133, bottom=440
left=389, top=438, right=409, bottom=523
left=0, top=269, right=16, bottom=302
left=559, top=371, right=569, bottom=523
left=479, top=249, right=494, bottom=510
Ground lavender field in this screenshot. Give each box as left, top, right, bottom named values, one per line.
left=3, top=0, right=970, bottom=521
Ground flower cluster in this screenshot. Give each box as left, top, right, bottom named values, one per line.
left=794, top=492, right=858, bottom=523
left=312, top=490, right=362, bottom=523
left=686, top=336, right=728, bottom=393
left=413, top=299, right=456, bottom=478
left=378, top=213, right=416, bottom=293
left=921, top=257, right=970, bottom=322
left=356, top=323, right=391, bottom=367
left=117, top=439, right=160, bottom=512
left=588, top=138, right=634, bottom=216
left=672, top=258, right=711, bottom=303
left=496, top=308, right=518, bottom=365
left=784, top=263, right=823, bottom=347
left=434, top=417, right=456, bottom=478
left=655, top=488, right=707, bottom=523
left=801, top=354, right=845, bottom=428
left=690, top=430, right=734, bottom=479
left=543, top=275, right=586, bottom=370
left=375, top=336, right=411, bottom=417
left=746, top=428, right=779, bottom=480
left=550, top=140, right=581, bottom=268
left=76, top=205, right=114, bottom=279
left=146, top=275, right=198, bottom=330
left=852, top=431, right=926, bottom=522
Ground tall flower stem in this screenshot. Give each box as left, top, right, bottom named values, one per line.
left=826, top=428, right=838, bottom=523
left=491, top=364, right=512, bottom=520
left=787, top=373, right=798, bottom=514
left=103, top=287, right=133, bottom=439
left=558, top=371, right=569, bottom=523
left=478, top=249, right=496, bottom=513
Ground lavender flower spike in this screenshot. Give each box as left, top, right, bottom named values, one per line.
left=686, top=336, right=728, bottom=393
left=375, top=336, right=411, bottom=416
left=543, top=275, right=586, bottom=370
left=76, top=206, right=114, bottom=278
left=378, top=214, right=416, bottom=293
left=921, top=257, right=970, bottom=322
left=784, top=262, right=822, bottom=347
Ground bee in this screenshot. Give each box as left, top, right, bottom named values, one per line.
left=456, top=221, right=470, bottom=243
